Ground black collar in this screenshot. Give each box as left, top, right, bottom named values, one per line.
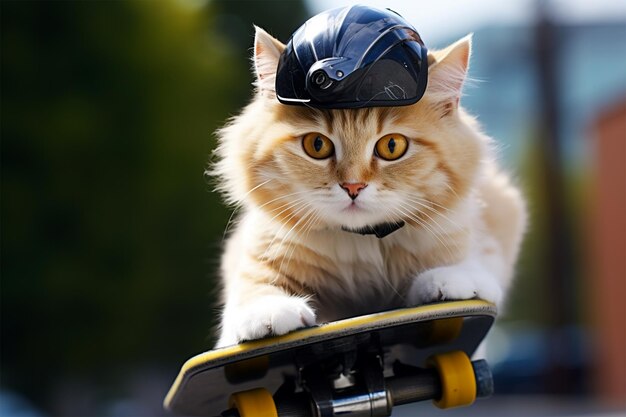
left=341, top=221, right=405, bottom=239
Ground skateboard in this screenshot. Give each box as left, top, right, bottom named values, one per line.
left=164, top=300, right=496, bottom=417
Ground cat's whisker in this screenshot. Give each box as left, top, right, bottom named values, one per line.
left=275, top=197, right=326, bottom=281
left=261, top=197, right=321, bottom=265
left=256, top=190, right=312, bottom=211
left=223, top=178, right=295, bottom=242
left=224, top=178, right=274, bottom=211
left=402, top=195, right=454, bottom=217
left=414, top=197, right=455, bottom=214
left=222, top=206, right=242, bottom=242
left=402, top=197, right=466, bottom=236
left=395, top=203, right=458, bottom=262
left=398, top=193, right=467, bottom=234
left=259, top=199, right=308, bottom=249
left=395, top=191, right=456, bottom=219
left=256, top=200, right=308, bottom=257
left=444, top=183, right=462, bottom=201
left=402, top=196, right=478, bottom=248
left=396, top=191, right=455, bottom=214
left=406, top=206, right=463, bottom=252
left=261, top=199, right=311, bottom=261
left=275, top=206, right=318, bottom=280
left=244, top=178, right=273, bottom=198
left=258, top=197, right=322, bottom=252
left=402, top=216, right=457, bottom=263
left=264, top=198, right=306, bottom=217
left=281, top=207, right=321, bottom=281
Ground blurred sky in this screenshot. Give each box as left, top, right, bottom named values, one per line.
left=307, top=0, right=626, bottom=44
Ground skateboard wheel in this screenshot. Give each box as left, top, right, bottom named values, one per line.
left=428, top=351, right=476, bottom=409
left=472, top=359, right=494, bottom=398
left=229, top=388, right=278, bottom=417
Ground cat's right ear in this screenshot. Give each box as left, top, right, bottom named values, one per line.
left=253, top=26, right=285, bottom=96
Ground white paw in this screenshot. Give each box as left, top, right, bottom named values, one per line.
left=230, top=295, right=316, bottom=343
left=407, top=263, right=503, bottom=306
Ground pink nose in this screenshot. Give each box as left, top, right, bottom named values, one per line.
left=340, top=182, right=367, bottom=200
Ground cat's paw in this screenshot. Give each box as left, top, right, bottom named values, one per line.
left=407, top=263, right=503, bottom=306
left=231, top=295, right=316, bottom=343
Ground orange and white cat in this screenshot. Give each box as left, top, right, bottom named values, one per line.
left=213, top=26, right=527, bottom=348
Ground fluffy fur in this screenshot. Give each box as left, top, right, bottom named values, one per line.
left=213, top=27, right=527, bottom=347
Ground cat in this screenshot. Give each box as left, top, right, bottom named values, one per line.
left=212, top=26, right=527, bottom=348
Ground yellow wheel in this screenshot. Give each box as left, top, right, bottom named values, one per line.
left=229, top=388, right=278, bottom=417
left=428, top=350, right=476, bottom=409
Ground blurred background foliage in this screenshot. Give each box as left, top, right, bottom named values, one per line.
left=2, top=0, right=625, bottom=416
left=1, top=0, right=307, bottom=414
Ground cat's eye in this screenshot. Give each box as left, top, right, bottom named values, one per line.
left=302, top=132, right=334, bottom=159
left=375, top=134, right=408, bottom=161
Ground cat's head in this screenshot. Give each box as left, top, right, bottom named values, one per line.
left=214, top=26, right=487, bottom=233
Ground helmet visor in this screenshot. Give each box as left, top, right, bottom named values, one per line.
left=304, top=41, right=427, bottom=108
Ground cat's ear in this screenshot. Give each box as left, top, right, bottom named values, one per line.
left=426, top=34, right=472, bottom=115
left=253, top=25, right=285, bottom=96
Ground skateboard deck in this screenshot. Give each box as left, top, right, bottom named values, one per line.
left=165, top=300, right=496, bottom=416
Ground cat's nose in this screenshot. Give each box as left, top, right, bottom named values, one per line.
left=340, top=182, right=367, bottom=200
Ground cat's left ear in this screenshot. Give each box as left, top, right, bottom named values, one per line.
left=426, top=34, right=472, bottom=115
left=253, top=25, right=285, bottom=96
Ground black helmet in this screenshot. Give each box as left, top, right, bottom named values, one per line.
left=275, top=5, right=429, bottom=109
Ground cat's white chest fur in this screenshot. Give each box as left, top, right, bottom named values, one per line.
left=299, top=230, right=385, bottom=272
left=289, top=228, right=410, bottom=320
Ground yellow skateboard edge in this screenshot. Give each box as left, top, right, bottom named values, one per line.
left=163, top=299, right=496, bottom=411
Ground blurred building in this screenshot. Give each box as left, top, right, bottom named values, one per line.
left=591, top=98, right=626, bottom=409
left=456, top=22, right=626, bottom=165
left=451, top=18, right=626, bottom=407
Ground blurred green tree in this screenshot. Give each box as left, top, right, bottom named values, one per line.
left=1, top=0, right=306, bottom=413
left=211, top=0, right=309, bottom=106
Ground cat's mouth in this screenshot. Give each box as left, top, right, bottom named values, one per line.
left=343, top=201, right=364, bottom=212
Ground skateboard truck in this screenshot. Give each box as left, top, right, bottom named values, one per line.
left=304, top=354, right=389, bottom=417
left=223, top=351, right=493, bottom=417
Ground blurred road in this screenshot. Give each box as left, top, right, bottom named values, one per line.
left=393, top=396, right=625, bottom=417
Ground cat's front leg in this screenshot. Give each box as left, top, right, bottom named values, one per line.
left=216, top=290, right=316, bottom=348
left=406, top=258, right=504, bottom=306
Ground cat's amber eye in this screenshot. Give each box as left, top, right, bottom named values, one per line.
left=302, top=132, right=335, bottom=160
left=375, top=134, right=408, bottom=161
